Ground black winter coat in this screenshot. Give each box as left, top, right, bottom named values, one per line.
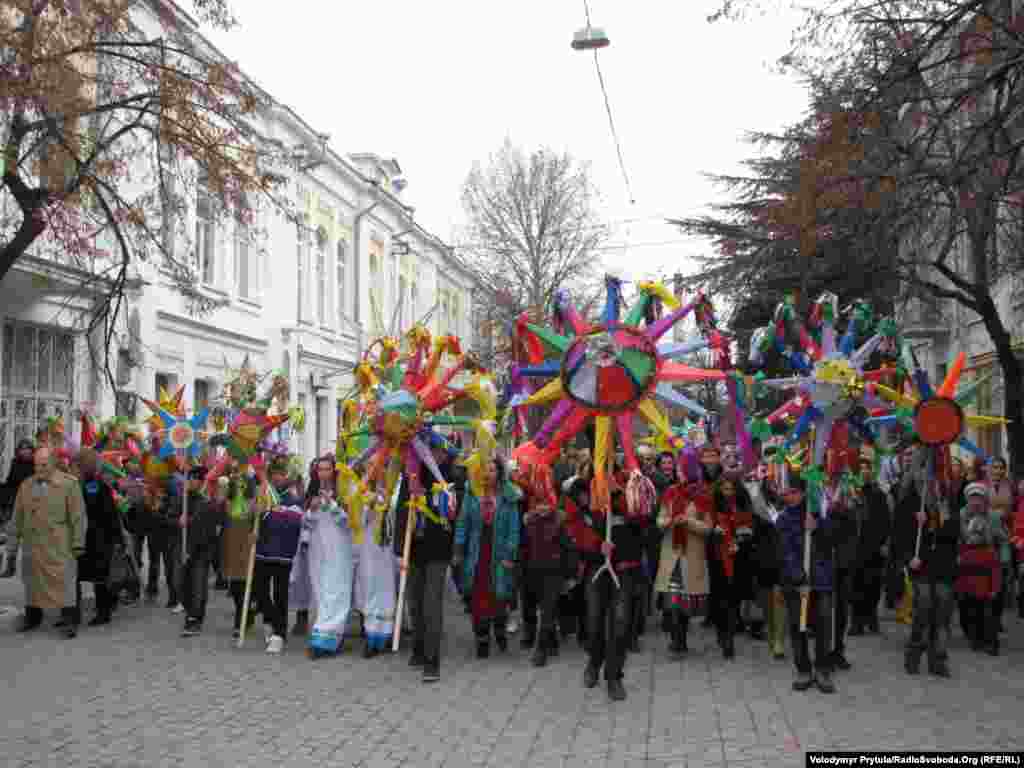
left=393, top=460, right=464, bottom=565
left=1, top=458, right=34, bottom=512
left=184, top=492, right=223, bottom=560
left=857, top=482, right=891, bottom=564
left=78, top=476, right=120, bottom=583
left=896, top=507, right=960, bottom=584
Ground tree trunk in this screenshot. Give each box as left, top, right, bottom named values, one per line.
left=975, top=293, right=1024, bottom=476
left=0, top=214, right=46, bottom=281
left=1003, top=364, right=1024, bottom=479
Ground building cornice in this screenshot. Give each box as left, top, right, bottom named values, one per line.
left=296, top=345, right=350, bottom=367
left=156, top=310, right=269, bottom=350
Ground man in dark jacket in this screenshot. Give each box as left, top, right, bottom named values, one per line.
left=149, top=476, right=183, bottom=611
left=565, top=474, right=649, bottom=702
left=898, top=491, right=958, bottom=677
left=395, top=444, right=462, bottom=683
left=828, top=485, right=861, bottom=671
left=1, top=439, right=35, bottom=573
left=2, top=439, right=35, bottom=520
left=75, top=448, right=119, bottom=626
left=699, top=445, right=725, bottom=629
left=775, top=477, right=836, bottom=694
left=179, top=466, right=222, bottom=636
left=851, top=456, right=891, bottom=634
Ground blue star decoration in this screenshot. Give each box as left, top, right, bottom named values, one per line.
left=155, top=407, right=209, bottom=459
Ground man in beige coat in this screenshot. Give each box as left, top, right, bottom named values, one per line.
left=2, top=445, right=85, bottom=638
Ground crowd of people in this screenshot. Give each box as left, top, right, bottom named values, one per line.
left=2, top=430, right=1022, bottom=702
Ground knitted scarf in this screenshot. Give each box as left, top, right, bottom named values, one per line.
left=480, top=494, right=497, bottom=525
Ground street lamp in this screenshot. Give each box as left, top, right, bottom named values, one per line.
left=571, top=25, right=610, bottom=50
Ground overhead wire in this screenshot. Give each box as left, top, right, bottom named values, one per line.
left=583, top=0, right=634, bottom=206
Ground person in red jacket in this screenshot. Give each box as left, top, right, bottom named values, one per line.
left=956, top=514, right=1002, bottom=656
left=515, top=462, right=563, bottom=667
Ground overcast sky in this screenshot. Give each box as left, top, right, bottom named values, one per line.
left=206, top=1, right=809, bottom=284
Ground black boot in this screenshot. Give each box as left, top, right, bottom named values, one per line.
left=815, top=667, right=836, bottom=694
left=521, top=622, right=536, bottom=651
left=607, top=678, right=626, bottom=701
left=668, top=628, right=684, bottom=657
left=723, top=634, right=735, bottom=659
left=904, top=647, right=922, bottom=675
left=59, top=607, right=77, bottom=639
left=748, top=620, right=765, bottom=641
left=17, top=606, right=43, bottom=632
left=831, top=651, right=852, bottom=671
left=531, top=641, right=548, bottom=668
left=928, top=656, right=952, bottom=678
left=291, top=609, right=309, bottom=637
left=476, top=626, right=491, bottom=659
left=546, top=628, right=560, bottom=657
left=793, top=671, right=814, bottom=691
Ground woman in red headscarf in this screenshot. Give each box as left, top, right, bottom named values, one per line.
left=654, top=479, right=712, bottom=657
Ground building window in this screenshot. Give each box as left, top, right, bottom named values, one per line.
left=410, top=268, right=419, bottom=321
left=316, top=247, right=327, bottom=325
left=195, top=168, right=215, bottom=285
left=451, top=293, right=461, bottom=338
left=388, top=252, right=397, bottom=314
left=160, top=146, right=176, bottom=260
left=194, top=379, right=210, bottom=412
left=1, top=321, right=76, bottom=470
left=297, top=220, right=310, bottom=323
left=115, top=392, right=136, bottom=419
left=235, top=223, right=258, bottom=300
left=316, top=395, right=327, bottom=456
left=336, top=239, right=347, bottom=328
left=155, top=372, right=177, bottom=400
left=439, top=290, right=450, bottom=335
left=398, top=275, right=407, bottom=332
left=369, top=240, right=383, bottom=323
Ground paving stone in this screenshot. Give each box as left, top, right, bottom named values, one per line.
left=3, top=573, right=1024, bottom=767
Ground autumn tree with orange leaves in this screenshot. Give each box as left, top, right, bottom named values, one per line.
left=0, top=0, right=294, bottom=385
left=683, top=0, right=1024, bottom=474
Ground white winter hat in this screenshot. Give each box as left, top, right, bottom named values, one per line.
left=964, top=482, right=987, bottom=500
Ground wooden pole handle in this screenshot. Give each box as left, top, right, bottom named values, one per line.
left=236, top=503, right=262, bottom=649
left=391, top=506, right=417, bottom=652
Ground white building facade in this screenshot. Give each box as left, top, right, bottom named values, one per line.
left=0, top=3, right=477, bottom=473
left=125, top=115, right=477, bottom=468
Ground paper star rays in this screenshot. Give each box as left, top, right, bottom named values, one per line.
left=511, top=275, right=726, bottom=509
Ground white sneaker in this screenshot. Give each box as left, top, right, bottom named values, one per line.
left=170, top=603, right=185, bottom=614
left=506, top=615, right=519, bottom=635
left=266, top=635, right=284, bottom=654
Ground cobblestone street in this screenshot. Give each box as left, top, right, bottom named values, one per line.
left=1, top=573, right=1022, bottom=768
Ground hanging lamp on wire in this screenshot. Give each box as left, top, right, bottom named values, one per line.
left=572, top=0, right=635, bottom=205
